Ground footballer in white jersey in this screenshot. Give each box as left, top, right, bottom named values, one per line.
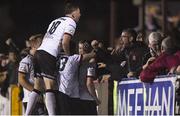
left=38, top=16, right=76, bottom=57
left=18, top=34, right=47, bottom=115
left=58, top=54, right=81, bottom=98
left=19, top=54, right=34, bottom=103
left=25, top=2, right=81, bottom=115
left=56, top=41, right=96, bottom=115
left=78, top=40, right=100, bottom=115
left=57, top=54, right=81, bottom=114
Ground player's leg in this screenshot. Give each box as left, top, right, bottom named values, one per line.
left=25, top=51, right=43, bottom=115
left=25, top=77, right=42, bottom=115
left=43, top=78, right=57, bottom=115
left=35, top=50, right=58, bottom=115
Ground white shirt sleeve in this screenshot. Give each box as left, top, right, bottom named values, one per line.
left=87, top=67, right=96, bottom=77
left=71, top=54, right=82, bottom=64
left=18, top=59, right=29, bottom=73
left=64, top=21, right=76, bottom=36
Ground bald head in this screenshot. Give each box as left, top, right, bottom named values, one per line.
left=161, top=37, right=175, bottom=52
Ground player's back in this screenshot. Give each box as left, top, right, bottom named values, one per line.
left=38, top=17, right=76, bottom=57
left=58, top=54, right=81, bottom=98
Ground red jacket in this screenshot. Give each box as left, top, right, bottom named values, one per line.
left=140, top=52, right=180, bottom=82
left=175, top=50, right=180, bottom=60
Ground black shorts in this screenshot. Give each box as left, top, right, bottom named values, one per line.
left=33, top=50, right=57, bottom=80
left=56, top=92, right=71, bottom=115
left=69, top=98, right=81, bottom=115
left=79, top=100, right=97, bottom=115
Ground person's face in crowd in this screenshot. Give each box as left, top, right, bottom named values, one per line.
left=72, top=8, right=81, bottom=23
left=98, top=42, right=104, bottom=49
left=115, top=38, right=124, bottom=50
left=148, top=40, right=160, bottom=57
left=91, top=40, right=99, bottom=49
left=121, top=32, right=132, bottom=47
left=136, top=33, right=143, bottom=42
left=78, top=43, right=85, bottom=55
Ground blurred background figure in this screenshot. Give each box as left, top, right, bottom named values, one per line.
left=0, top=54, right=9, bottom=97
left=7, top=50, right=19, bottom=85
left=91, top=40, right=99, bottom=50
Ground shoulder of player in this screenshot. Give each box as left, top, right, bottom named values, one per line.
left=64, top=17, right=76, bottom=28
left=69, top=54, right=81, bottom=59
left=19, top=55, right=32, bottom=64
left=68, top=54, right=81, bottom=63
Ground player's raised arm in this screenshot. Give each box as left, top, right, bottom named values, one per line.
left=82, top=50, right=96, bottom=61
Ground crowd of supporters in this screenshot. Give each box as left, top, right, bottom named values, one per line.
left=0, top=28, right=180, bottom=114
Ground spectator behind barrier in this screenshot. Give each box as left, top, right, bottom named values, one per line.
left=140, top=37, right=180, bottom=83
left=94, top=28, right=149, bottom=80
left=169, top=50, right=180, bottom=74
left=120, top=28, right=149, bottom=77
left=142, top=32, right=163, bottom=70
left=148, top=32, right=163, bottom=57
left=94, top=39, right=126, bottom=80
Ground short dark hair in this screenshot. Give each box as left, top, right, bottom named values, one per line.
left=64, top=2, right=79, bottom=15
left=79, top=40, right=92, bottom=53
left=122, top=28, right=137, bottom=42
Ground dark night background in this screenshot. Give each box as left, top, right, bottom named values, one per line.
left=0, top=0, right=179, bottom=53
